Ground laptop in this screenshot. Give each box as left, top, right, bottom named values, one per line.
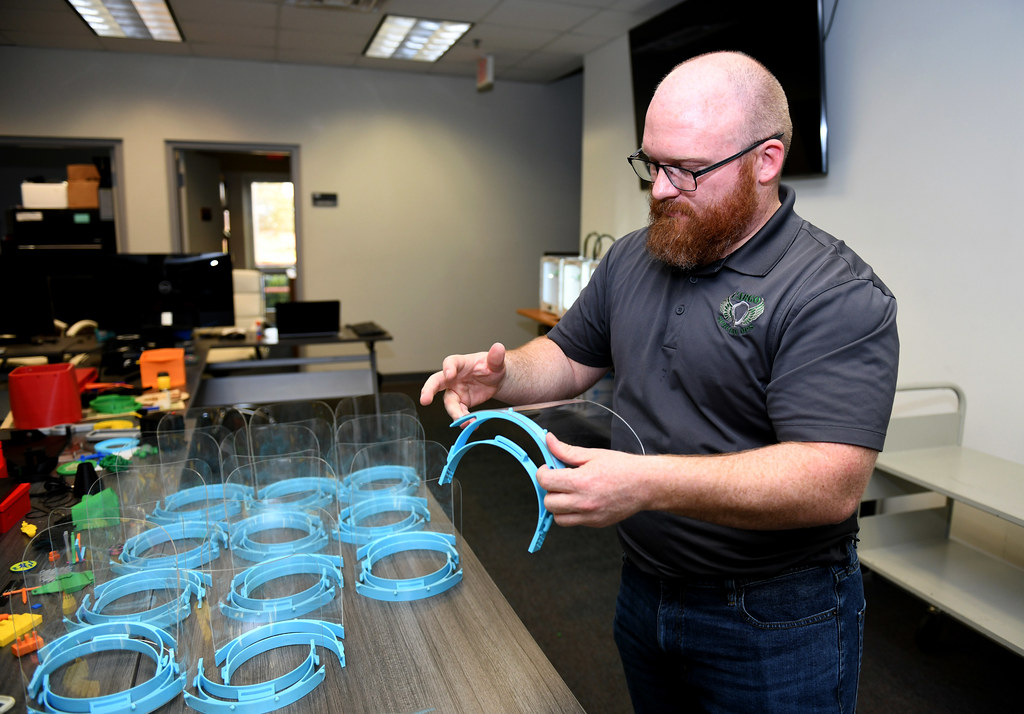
left=275, top=300, right=341, bottom=338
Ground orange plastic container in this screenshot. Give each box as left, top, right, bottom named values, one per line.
left=8, top=363, right=83, bottom=429
left=139, top=348, right=186, bottom=389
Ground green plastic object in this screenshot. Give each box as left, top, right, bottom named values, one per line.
left=89, top=394, right=140, bottom=414
left=72, top=488, right=121, bottom=529
left=34, top=570, right=94, bottom=594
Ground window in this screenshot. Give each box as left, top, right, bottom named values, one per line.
left=251, top=181, right=296, bottom=268
left=251, top=180, right=296, bottom=312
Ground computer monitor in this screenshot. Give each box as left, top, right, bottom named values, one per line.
left=0, top=251, right=235, bottom=343
left=115, top=252, right=235, bottom=334
left=0, top=256, right=59, bottom=341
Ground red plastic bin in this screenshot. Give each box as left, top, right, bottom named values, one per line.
left=8, top=362, right=83, bottom=429
left=0, top=483, right=30, bottom=533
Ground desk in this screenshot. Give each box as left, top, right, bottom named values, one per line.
left=0, top=335, right=98, bottom=368
left=195, top=327, right=392, bottom=407
left=0, top=467, right=583, bottom=712
left=516, top=308, right=560, bottom=329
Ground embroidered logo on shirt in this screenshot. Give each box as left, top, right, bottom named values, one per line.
left=717, top=292, right=765, bottom=335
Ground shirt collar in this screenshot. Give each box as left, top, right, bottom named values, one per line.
left=692, top=184, right=800, bottom=278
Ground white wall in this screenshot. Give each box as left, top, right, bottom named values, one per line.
left=0, top=47, right=582, bottom=375
left=580, top=0, right=1024, bottom=466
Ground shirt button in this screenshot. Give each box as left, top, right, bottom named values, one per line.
left=689, top=276, right=698, bottom=284
left=675, top=304, right=685, bottom=315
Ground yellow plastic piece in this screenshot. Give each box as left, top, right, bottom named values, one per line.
left=0, top=612, right=42, bottom=647
left=93, top=419, right=135, bottom=430
left=20, top=522, right=37, bottom=538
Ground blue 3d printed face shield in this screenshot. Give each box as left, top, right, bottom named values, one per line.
left=438, top=399, right=643, bottom=553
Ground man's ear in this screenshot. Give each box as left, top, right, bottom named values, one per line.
left=757, top=140, right=786, bottom=185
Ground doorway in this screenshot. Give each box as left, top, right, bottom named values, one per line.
left=168, top=141, right=300, bottom=318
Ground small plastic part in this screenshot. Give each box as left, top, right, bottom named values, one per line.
left=73, top=459, right=99, bottom=497
left=11, top=631, right=44, bottom=657
left=2, top=585, right=39, bottom=606
left=355, top=531, right=462, bottom=602
left=148, top=482, right=253, bottom=527
left=20, top=522, right=37, bottom=538
left=256, top=477, right=339, bottom=511
left=186, top=620, right=345, bottom=713
left=440, top=408, right=564, bottom=552
left=72, top=488, right=121, bottom=530
left=93, top=436, right=139, bottom=456
left=29, top=622, right=184, bottom=713
left=228, top=510, right=330, bottom=561
left=70, top=567, right=210, bottom=630
left=220, top=554, right=343, bottom=623
left=89, top=394, right=141, bottom=415
left=0, top=612, right=42, bottom=647
left=342, top=464, right=421, bottom=499
left=335, top=495, right=430, bottom=545
left=114, top=521, right=226, bottom=572
left=33, top=569, right=94, bottom=595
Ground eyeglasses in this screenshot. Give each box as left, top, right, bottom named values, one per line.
left=627, top=133, right=783, bottom=192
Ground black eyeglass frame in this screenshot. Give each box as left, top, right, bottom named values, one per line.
left=627, top=132, right=784, bottom=192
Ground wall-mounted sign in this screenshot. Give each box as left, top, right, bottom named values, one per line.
left=312, top=192, right=338, bottom=207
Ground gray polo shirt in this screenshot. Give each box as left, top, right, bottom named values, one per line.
left=548, top=185, right=899, bottom=578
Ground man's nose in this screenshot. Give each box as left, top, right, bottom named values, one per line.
left=650, top=167, right=682, bottom=200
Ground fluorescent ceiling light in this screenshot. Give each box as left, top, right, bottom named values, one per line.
left=364, top=15, right=471, bottom=62
left=67, top=0, right=182, bottom=42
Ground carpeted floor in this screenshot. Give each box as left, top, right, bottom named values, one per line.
left=388, top=378, right=1023, bottom=714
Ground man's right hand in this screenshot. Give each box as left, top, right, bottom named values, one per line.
left=420, top=342, right=507, bottom=419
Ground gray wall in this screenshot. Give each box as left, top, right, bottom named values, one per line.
left=3, top=0, right=1022, bottom=468
left=0, top=47, right=582, bottom=375
left=579, top=0, right=1024, bottom=467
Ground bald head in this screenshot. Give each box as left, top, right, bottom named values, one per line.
left=646, top=51, right=793, bottom=161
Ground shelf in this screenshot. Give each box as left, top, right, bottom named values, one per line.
left=859, top=383, right=1024, bottom=658
left=859, top=518, right=1024, bottom=656
left=516, top=308, right=560, bottom=328
left=875, top=446, right=1024, bottom=526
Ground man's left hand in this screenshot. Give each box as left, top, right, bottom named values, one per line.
left=537, top=433, right=647, bottom=528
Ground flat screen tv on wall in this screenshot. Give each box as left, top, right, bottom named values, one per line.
left=629, top=0, right=828, bottom=177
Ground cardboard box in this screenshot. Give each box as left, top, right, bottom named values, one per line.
left=20, top=181, right=68, bottom=209
left=67, top=163, right=101, bottom=181
left=67, top=179, right=99, bottom=209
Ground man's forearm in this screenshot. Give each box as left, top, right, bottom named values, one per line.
left=496, top=337, right=606, bottom=406
left=646, top=441, right=878, bottom=530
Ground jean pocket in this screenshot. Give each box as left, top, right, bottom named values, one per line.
left=738, top=567, right=838, bottom=630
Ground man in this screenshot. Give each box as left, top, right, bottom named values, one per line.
left=421, top=51, right=898, bottom=712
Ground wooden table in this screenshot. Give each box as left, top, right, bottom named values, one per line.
left=516, top=308, right=560, bottom=329
left=0, top=484, right=584, bottom=712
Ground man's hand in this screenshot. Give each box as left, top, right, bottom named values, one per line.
left=537, top=432, right=648, bottom=528
left=420, top=342, right=507, bottom=419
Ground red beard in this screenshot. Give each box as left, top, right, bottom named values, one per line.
left=645, top=161, right=759, bottom=270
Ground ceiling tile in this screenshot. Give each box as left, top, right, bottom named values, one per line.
left=0, top=0, right=678, bottom=83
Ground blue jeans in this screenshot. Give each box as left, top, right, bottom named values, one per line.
left=613, top=542, right=864, bottom=713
